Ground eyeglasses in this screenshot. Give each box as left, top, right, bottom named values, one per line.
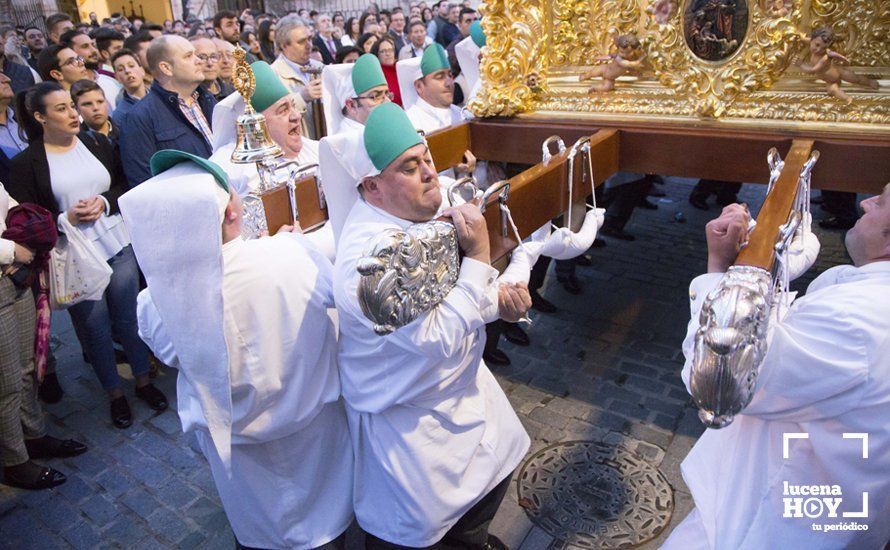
left=354, top=90, right=394, bottom=104
left=61, top=56, right=85, bottom=68
left=196, top=53, right=220, bottom=63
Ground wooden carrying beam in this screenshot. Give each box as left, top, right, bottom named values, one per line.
left=482, top=130, right=620, bottom=263
left=427, top=122, right=471, bottom=170
left=260, top=175, right=327, bottom=234
left=736, top=139, right=814, bottom=270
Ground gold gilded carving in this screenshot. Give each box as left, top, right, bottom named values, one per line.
left=469, top=0, right=549, bottom=117
left=551, top=0, right=641, bottom=65
left=810, top=0, right=890, bottom=67
left=469, top=1, right=888, bottom=127
left=642, top=1, right=802, bottom=116
left=535, top=89, right=889, bottom=124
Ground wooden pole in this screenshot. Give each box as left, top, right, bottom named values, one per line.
left=735, top=139, right=814, bottom=270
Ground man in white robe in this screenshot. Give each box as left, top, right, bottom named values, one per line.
left=211, top=60, right=334, bottom=259
left=663, top=193, right=890, bottom=549
left=321, top=53, right=393, bottom=136
left=334, top=102, right=531, bottom=548
left=120, top=151, right=354, bottom=549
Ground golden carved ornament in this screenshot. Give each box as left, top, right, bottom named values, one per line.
left=232, top=47, right=256, bottom=113
left=551, top=0, right=642, bottom=65
left=470, top=1, right=889, bottom=128
left=810, top=0, right=890, bottom=67
left=468, top=0, right=550, bottom=117
left=641, top=1, right=804, bottom=117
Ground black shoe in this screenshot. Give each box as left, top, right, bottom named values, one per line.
left=25, top=436, right=88, bottom=459
left=689, top=195, right=709, bottom=210
left=135, top=383, right=168, bottom=412
left=483, top=534, right=509, bottom=550
left=4, top=461, right=67, bottom=490
left=503, top=323, right=530, bottom=346
left=110, top=396, right=132, bottom=429
left=483, top=349, right=511, bottom=366
left=818, top=216, right=856, bottom=230
left=558, top=274, right=582, bottom=295
left=530, top=291, right=557, bottom=313
left=37, top=373, right=64, bottom=404
left=574, top=254, right=592, bottom=267
left=591, top=238, right=607, bottom=248
left=599, top=226, right=636, bottom=241
left=638, top=199, right=659, bottom=210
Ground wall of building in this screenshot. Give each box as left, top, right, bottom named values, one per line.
left=76, top=0, right=174, bottom=24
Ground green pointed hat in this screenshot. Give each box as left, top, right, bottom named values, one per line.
left=352, top=54, right=387, bottom=96
left=420, top=43, right=450, bottom=77
left=470, top=21, right=485, bottom=47
left=248, top=60, right=290, bottom=113
left=363, top=103, right=424, bottom=172
left=150, top=150, right=230, bottom=193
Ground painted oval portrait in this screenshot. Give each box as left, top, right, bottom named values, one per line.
left=684, top=0, right=749, bottom=62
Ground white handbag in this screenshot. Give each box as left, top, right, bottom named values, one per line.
left=48, top=216, right=113, bottom=309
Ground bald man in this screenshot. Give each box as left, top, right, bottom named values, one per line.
left=119, top=35, right=217, bottom=186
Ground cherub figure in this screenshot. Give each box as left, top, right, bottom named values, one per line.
left=764, top=0, right=791, bottom=17
left=579, top=35, right=645, bottom=93
left=651, top=0, right=676, bottom=24
left=796, top=27, right=880, bottom=105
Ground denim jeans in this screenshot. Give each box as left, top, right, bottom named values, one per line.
left=68, top=245, right=151, bottom=392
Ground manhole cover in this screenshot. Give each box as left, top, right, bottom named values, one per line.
left=517, top=440, right=673, bottom=548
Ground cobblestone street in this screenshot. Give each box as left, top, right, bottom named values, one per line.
left=0, top=178, right=852, bottom=549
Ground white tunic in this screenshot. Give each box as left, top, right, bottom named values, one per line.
left=668, top=262, right=890, bottom=550
left=405, top=98, right=463, bottom=135
left=333, top=199, right=530, bottom=546
left=138, top=233, right=354, bottom=549
left=339, top=116, right=365, bottom=134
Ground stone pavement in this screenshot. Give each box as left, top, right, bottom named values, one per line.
left=0, top=177, right=853, bottom=549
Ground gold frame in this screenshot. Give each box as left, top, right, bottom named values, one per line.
left=469, top=0, right=889, bottom=129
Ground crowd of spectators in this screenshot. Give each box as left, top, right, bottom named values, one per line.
left=0, top=1, right=481, bottom=490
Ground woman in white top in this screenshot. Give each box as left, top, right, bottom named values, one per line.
left=8, top=82, right=168, bottom=430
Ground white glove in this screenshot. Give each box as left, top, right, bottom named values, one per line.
left=785, top=212, right=820, bottom=281
left=541, top=208, right=605, bottom=260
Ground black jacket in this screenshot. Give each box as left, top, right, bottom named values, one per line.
left=312, top=34, right=342, bottom=65
left=118, top=80, right=217, bottom=187
left=7, top=132, right=127, bottom=227
left=1, top=59, right=36, bottom=95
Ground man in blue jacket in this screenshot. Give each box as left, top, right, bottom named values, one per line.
left=119, top=35, right=216, bottom=187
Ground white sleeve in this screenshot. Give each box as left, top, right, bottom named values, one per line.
left=347, top=256, right=498, bottom=361
left=680, top=273, right=725, bottom=392
left=0, top=239, right=15, bottom=265
left=274, top=231, right=336, bottom=309
left=386, top=257, right=499, bottom=358
left=681, top=273, right=869, bottom=422
left=136, top=289, right=181, bottom=369
left=742, top=296, right=869, bottom=421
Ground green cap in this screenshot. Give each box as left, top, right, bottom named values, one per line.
left=248, top=60, right=290, bottom=114
left=420, top=43, right=450, bottom=77
left=470, top=21, right=486, bottom=47
left=352, top=54, right=387, bottom=95
left=150, top=150, right=230, bottom=193
left=363, top=103, right=424, bottom=172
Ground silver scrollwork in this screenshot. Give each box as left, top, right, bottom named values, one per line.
left=690, top=265, right=773, bottom=429
left=356, top=221, right=461, bottom=335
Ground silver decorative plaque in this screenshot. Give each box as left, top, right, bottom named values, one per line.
left=356, top=221, right=460, bottom=335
